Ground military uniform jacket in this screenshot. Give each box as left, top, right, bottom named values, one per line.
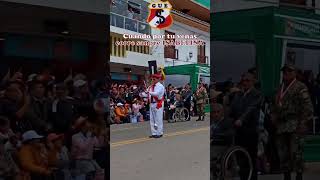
left=274, top=80, right=313, bottom=134
left=195, top=88, right=208, bottom=105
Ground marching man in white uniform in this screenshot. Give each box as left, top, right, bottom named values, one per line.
left=148, top=73, right=165, bottom=138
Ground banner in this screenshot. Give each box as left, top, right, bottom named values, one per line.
left=275, top=15, right=320, bottom=40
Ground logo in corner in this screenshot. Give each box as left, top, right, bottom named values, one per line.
left=147, top=0, right=173, bottom=29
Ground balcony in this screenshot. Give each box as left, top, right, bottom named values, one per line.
left=110, top=13, right=151, bottom=34
left=111, top=0, right=151, bottom=34
left=198, top=55, right=209, bottom=65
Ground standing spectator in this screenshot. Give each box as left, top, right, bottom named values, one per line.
left=229, top=72, right=262, bottom=180
left=272, top=64, right=313, bottom=180
left=49, top=83, right=74, bottom=133
left=18, top=130, right=51, bottom=180
left=25, top=81, right=50, bottom=135
left=182, top=84, right=192, bottom=121
left=194, top=83, right=208, bottom=121
left=73, top=79, right=93, bottom=116
left=0, top=82, right=30, bottom=132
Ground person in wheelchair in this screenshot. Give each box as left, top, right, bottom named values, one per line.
left=211, top=103, right=234, bottom=180
left=168, top=92, right=184, bottom=122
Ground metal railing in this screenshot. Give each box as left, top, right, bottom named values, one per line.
left=110, top=12, right=151, bottom=35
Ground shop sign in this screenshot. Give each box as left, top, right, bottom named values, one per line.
left=275, top=15, right=320, bottom=39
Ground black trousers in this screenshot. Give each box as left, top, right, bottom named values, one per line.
left=235, top=133, right=258, bottom=180
left=184, top=102, right=191, bottom=120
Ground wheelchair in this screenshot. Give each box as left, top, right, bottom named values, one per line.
left=211, top=138, right=253, bottom=180
left=170, top=106, right=190, bottom=122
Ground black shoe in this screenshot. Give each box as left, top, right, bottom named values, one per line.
left=159, top=135, right=163, bottom=137
left=196, top=117, right=201, bottom=121
left=153, top=135, right=161, bottom=138
left=149, top=135, right=156, bottom=138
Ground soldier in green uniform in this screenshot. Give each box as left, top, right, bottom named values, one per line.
left=195, top=83, right=208, bottom=121
left=272, top=64, right=313, bottom=180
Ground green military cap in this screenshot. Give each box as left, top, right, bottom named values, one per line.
left=281, top=64, right=296, bottom=71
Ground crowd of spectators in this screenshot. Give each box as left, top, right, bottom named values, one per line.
left=110, top=81, right=209, bottom=124
left=0, top=68, right=107, bottom=180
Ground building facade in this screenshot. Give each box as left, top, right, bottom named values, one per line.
left=110, top=0, right=210, bottom=84
left=0, top=0, right=107, bottom=80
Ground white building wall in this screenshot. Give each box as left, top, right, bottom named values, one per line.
left=162, top=21, right=210, bottom=67
left=0, top=0, right=107, bottom=14
left=212, top=0, right=278, bottom=13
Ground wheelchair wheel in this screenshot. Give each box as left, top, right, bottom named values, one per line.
left=179, top=108, right=189, bottom=121
left=221, top=146, right=253, bottom=180
left=173, top=111, right=179, bottom=122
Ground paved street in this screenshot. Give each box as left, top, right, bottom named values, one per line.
left=110, top=115, right=320, bottom=180
left=110, top=115, right=210, bottom=180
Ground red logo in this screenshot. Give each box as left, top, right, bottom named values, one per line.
left=147, top=1, right=173, bottom=29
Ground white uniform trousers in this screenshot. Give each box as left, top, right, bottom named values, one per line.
left=149, top=103, right=164, bottom=136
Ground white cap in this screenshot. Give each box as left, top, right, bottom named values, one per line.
left=117, top=103, right=124, bottom=106
left=74, top=79, right=87, bottom=88
left=22, top=130, right=43, bottom=143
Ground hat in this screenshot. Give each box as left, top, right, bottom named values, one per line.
left=47, top=133, right=64, bottom=142
left=117, top=103, right=124, bottom=106
left=22, top=130, right=43, bottom=143
left=74, top=79, right=87, bottom=88
left=281, top=64, right=296, bottom=71
left=151, top=73, right=162, bottom=79
left=27, top=74, right=38, bottom=82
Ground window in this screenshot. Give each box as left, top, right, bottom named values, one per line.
left=164, top=31, right=176, bottom=59
left=198, top=43, right=206, bottom=64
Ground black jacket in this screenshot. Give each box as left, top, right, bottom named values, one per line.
left=211, top=117, right=234, bottom=145
left=229, top=88, right=262, bottom=135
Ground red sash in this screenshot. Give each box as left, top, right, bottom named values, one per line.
left=150, top=84, right=164, bottom=109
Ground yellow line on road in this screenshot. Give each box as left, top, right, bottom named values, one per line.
left=111, top=127, right=209, bottom=148
left=111, top=126, right=142, bottom=132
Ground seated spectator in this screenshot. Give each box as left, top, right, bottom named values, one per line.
left=210, top=104, right=234, bottom=180
left=0, top=137, right=19, bottom=180
left=131, top=99, right=144, bottom=123
left=46, top=133, right=71, bottom=180
left=18, top=130, right=51, bottom=180
left=114, top=103, right=129, bottom=124
left=0, top=116, right=14, bottom=140
left=71, top=118, right=101, bottom=180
